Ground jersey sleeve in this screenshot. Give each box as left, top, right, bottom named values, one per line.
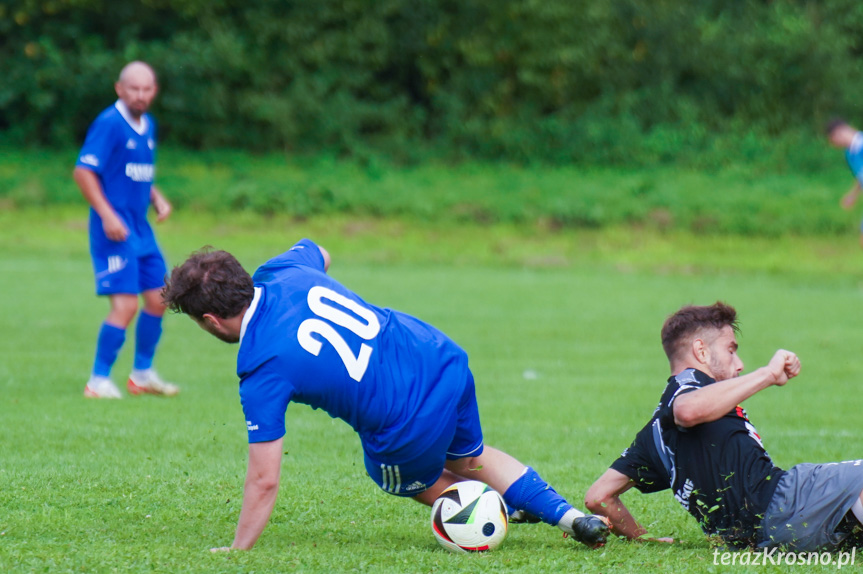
left=656, top=369, right=704, bottom=430
left=847, top=138, right=863, bottom=184
left=609, top=422, right=671, bottom=493
left=76, top=115, right=117, bottom=176
left=239, top=362, right=294, bottom=443
left=253, top=238, right=326, bottom=280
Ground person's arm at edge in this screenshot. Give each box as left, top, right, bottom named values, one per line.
left=150, top=185, right=172, bottom=222
left=841, top=181, right=862, bottom=210
left=673, top=350, right=800, bottom=428
left=585, top=469, right=671, bottom=542
left=228, top=437, right=284, bottom=550
left=318, top=245, right=331, bottom=271
left=73, top=166, right=129, bottom=241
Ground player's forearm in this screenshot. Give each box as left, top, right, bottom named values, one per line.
left=149, top=185, right=172, bottom=221
left=588, top=496, right=646, bottom=540
left=673, top=368, right=775, bottom=427
left=73, top=167, right=115, bottom=218
left=231, top=478, right=280, bottom=549
left=318, top=246, right=331, bottom=271
left=585, top=471, right=646, bottom=540
left=150, top=185, right=166, bottom=203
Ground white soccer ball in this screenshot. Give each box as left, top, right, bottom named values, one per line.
left=430, top=480, right=508, bottom=553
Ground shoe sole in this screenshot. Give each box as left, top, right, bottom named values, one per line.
left=127, top=379, right=179, bottom=397
left=84, top=386, right=121, bottom=399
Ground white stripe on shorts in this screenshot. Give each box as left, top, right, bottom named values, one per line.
left=380, top=464, right=401, bottom=493
left=447, top=442, right=484, bottom=458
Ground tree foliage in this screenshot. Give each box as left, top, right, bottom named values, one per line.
left=2, top=0, right=863, bottom=164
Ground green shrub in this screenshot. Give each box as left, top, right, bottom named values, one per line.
left=3, top=0, right=863, bottom=165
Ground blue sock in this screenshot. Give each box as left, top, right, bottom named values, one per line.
left=92, top=322, right=126, bottom=377
left=133, top=311, right=163, bottom=370
left=503, top=467, right=572, bottom=526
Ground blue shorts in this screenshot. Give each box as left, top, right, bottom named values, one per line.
left=364, top=371, right=484, bottom=497
left=91, top=242, right=167, bottom=296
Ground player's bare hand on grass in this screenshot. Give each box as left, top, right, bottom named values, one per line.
left=209, top=546, right=232, bottom=553
left=639, top=536, right=674, bottom=544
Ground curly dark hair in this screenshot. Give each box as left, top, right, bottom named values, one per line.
left=162, top=248, right=254, bottom=321
left=661, top=302, right=739, bottom=362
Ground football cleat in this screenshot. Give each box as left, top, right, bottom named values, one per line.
left=84, top=376, right=123, bottom=399
left=569, top=514, right=609, bottom=549
left=127, top=369, right=180, bottom=396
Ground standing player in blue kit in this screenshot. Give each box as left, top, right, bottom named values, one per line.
left=827, top=119, right=863, bottom=247
left=162, top=238, right=609, bottom=551
left=73, top=61, right=179, bottom=399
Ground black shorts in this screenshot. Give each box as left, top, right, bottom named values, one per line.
left=757, top=460, right=863, bottom=551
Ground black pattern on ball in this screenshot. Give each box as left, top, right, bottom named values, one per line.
left=482, top=522, right=495, bottom=536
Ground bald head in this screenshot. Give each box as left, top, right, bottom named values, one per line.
left=827, top=121, right=858, bottom=149
left=119, top=61, right=157, bottom=84
left=115, top=61, right=158, bottom=119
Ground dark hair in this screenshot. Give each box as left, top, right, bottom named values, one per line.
left=661, top=302, right=739, bottom=362
left=825, top=117, right=848, bottom=136
left=162, top=248, right=254, bottom=320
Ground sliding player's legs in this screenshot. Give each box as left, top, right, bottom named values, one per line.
left=758, top=461, right=863, bottom=551
left=412, top=371, right=609, bottom=548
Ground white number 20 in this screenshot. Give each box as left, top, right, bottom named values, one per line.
left=297, top=286, right=381, bottom=382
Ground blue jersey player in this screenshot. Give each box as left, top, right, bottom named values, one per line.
left=827, top=119, right=863, bottom=247
left=162, top=239, right=609, bottom=551
left=73, top=61, right=179, bottom=399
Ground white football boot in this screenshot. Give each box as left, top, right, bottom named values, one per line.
left=84, top=376, right=123, bottom=399
left=127, top=369, right=180, bottom=396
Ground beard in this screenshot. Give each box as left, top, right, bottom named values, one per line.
left=127, top=103, right=147, bottom=118
left=707, top=357, right=735, bottom=382
left=213, top=329, right=240, bottom=345
left=196, top=318, right=240, bottom=344
left=212, top=330, right=240, bottom=344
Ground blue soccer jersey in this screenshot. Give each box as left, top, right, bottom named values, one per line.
left=237, top=239, right=472, bottom=462
left=845, top=132, right=863, bottom=185
left=76, top=101, right=159, bottom=254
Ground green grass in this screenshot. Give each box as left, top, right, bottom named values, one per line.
left=2, top=208, right=863, bottom=572
left=1, top=147, right=860, bottom=237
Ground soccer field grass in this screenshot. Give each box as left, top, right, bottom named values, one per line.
left=2, top=209, right=863, bottom=572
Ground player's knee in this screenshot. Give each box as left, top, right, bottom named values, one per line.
left=141, top=289, right=167, bottom=315
left=109, top=300, right=138, bottom=324
left=142, top=302, right=166, bottom=316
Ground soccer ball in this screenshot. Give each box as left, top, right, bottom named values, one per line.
left=430, top=480, right=508, bottom=553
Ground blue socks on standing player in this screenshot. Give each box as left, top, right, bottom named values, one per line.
left=133, top=311, right=163, bottom=371
left=502, top=467, right=584, bottom=532
left=92, top=322, right=126, bottom=377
